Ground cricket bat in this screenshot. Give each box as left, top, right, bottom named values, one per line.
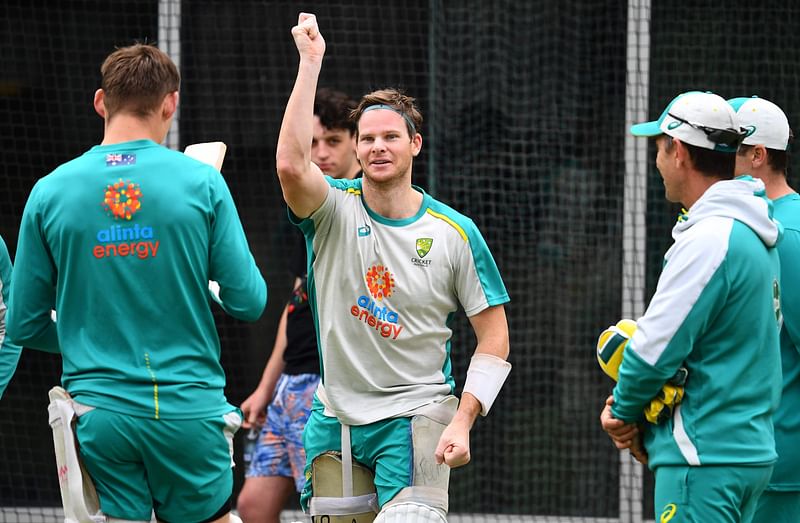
left=183, top=141, right=228, bottom=304
left=184, top=141, right=227, bottom=170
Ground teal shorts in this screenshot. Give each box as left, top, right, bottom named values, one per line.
left=751, top=490, right=800, bottom=523
left=300, top=406, right=413, bottom=511
left=75, top=406, right=240, bottom=522
left=654, top=464, right=773, bottom=523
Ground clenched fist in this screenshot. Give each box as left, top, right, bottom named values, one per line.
left=291, top=12, right=325, bottom=63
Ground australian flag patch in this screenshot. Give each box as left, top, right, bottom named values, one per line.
left=106, top=153, right=136, bottom=167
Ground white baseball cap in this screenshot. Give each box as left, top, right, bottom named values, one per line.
left=631, top=91, right=744, bottom=152
left=727, top=96, right=791, bottom=151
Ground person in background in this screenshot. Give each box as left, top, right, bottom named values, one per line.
left=237, top=86, right=360, bottom=523
left=729, top=95, right=799, bottom=523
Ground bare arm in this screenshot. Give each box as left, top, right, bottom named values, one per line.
left=467, top=304, right=510, bottom=360
left=275, top=13, right=330, bottom=218
left=435, top=305, right=510, bottom=467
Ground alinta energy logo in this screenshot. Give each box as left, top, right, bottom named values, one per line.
left=350, top=264, right=404, bottom=340
left=103, top=179, right=141, bottom=220
left=94, top=179, right=160, bottom=260
left=365, top=264, right=395, bottom=299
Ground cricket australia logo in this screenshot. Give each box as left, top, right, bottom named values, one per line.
left=412, top=237, right=433, bottom=267
left=416, top=238, right=432, bottom=257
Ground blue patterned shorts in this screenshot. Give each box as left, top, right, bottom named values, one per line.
left=246, top=373, right=319, bottom=491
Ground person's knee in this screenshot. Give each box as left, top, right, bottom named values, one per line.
left=236, top=484, right=266, bottom=520
left=237, top=477, right=291, bottom=520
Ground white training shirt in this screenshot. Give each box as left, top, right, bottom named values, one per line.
left=291, top=177, right=509, bottom=425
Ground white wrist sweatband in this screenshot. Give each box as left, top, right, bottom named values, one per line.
left=462, top=353, right=512, bottom=416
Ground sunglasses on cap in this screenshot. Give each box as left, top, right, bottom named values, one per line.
left=667, top=112, right=745, bottom=148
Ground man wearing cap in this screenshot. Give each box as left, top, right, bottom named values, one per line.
left=729, top=96, right=799, bottom=523
left=600, top=91, right=783, bottom=522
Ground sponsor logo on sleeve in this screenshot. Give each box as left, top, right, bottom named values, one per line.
left=774, top=278, right=784, bottom=328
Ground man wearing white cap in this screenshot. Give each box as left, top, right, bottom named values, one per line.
left=729, top=95, right=799, bottom=523
left=600, top=91, right=783, bottom=522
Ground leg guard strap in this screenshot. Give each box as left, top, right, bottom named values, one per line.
left=309, top=493, right=379, bottom=516
left=309, top=450, right=378, bottom=523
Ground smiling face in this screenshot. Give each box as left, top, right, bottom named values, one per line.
left=356, top=108, right=422, bottom=184
left=311, top=116, right=358, bottom=179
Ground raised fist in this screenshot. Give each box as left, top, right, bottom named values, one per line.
left=291, top=12, right=326, bottom=61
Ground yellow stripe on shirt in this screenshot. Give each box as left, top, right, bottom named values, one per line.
left=144, top=352, right=160, bottom=419
left=426, top=209, right=468, bottom=242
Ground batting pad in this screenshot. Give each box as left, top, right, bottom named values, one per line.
left=374, top=502, right=447, bottom=523
left=47, top=386, right=105, bottom=523
left=310, top=452, right=378, bottom=523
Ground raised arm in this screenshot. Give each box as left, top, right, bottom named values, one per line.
left=275, top=13, right=331, bottom=219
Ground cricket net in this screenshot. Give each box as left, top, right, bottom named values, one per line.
left=1, top=1, right=799, bottom=522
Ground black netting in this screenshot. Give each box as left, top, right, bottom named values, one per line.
left=2, top=1, right=799, bottom=522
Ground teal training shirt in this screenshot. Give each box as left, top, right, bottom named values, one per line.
left=612, top=177, right=782, bottom=468
left=8, top=139, right=266, bottom=419
left=0, top=235, right=22, bottom=398
left=768, top=192, right=800, bottom=490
